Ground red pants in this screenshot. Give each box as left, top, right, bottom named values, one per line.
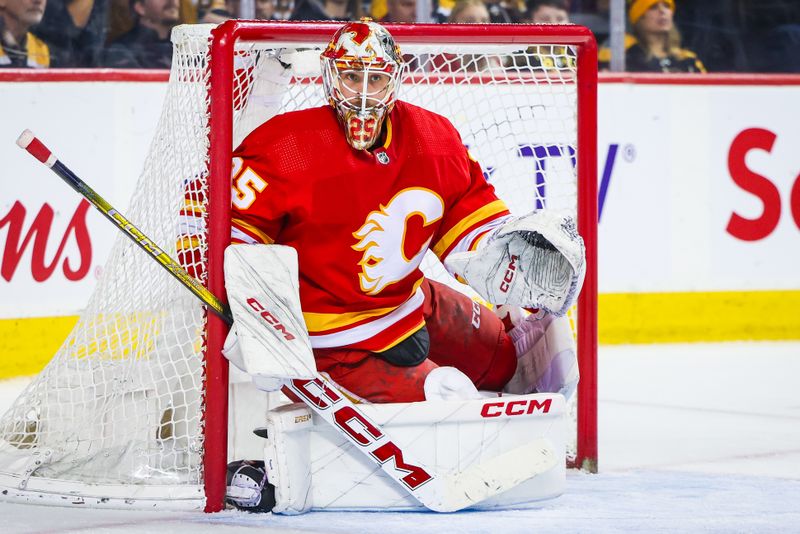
left=313, top=279, right=517, bottom=403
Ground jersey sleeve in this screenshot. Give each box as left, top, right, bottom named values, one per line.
left=229, top=132, right=287, bottom=246
left=176, top=175, right=207, bottom=279
left=430, top=147, right=511, bottom=264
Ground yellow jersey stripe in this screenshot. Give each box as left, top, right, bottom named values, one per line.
left=304, top=278, right=424, bottom=332
left=183, top=198, right=205, bottom=214
left=383, top=117, right=393, bottom=148
left=308, top=286, right=425, bottom=348
left=432, top=200, right=508, bottom=257
left=231, top=218, right=274, bottom=244
left=176, top=236, right=200, bottom=251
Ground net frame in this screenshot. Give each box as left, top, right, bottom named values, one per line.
left=204, top=21, right=598, bottom=512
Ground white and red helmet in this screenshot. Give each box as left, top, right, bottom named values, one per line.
left=321, top=19, right=405, bottom=151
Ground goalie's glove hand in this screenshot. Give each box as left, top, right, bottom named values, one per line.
left=445, top=210, right=586, bottom=316
left=226, top=460, right=275, bottom=513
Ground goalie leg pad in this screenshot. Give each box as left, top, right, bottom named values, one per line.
left=423, top=366, right=483, bottom=401
left=263, top=394, right=567, bottom=513
left=262, top=403, right=315, bottom=514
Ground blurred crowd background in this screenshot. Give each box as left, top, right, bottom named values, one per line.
left=1, top=0, right=798, bottom=72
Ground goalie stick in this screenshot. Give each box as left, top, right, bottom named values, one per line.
left=16, top=130, right=557, bottom=513
left=15, top=130, right=232, bottom=325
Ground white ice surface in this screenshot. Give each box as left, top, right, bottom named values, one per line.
left=2, top=341, right=799, bottom=533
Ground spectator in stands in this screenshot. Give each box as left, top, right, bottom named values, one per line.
left=435, top=0, right=521, bottom=23
left=102, top=0, right=179, bottom=68
left=525, top=0, right=567, bottom=23
left=290, top=0, right=359, bottom=21
left=755, top=23, right=800, bottom=73
left=484, top=0, right=523, bottom=23
left=255, top=0, right=277, bottom=19
left=30, top=0, right=107, bottom=66
left=437, top=0, right=503, bottom=72
left=510, top=0, right=575, bottom=71
left=737, top=2, right=800, bottom=73
left=0, top=0, right=54, bottom=67
left=600, top=0, right=705, bottom=73
left=381, top=0, right=416, bottom=23
left=198, top=0, right=233, bottom=22
left=449, top=0, right=489, bottom=23
left=569, top=0, right=608, bottom=44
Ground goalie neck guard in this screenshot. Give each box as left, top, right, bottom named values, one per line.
left=321, top=19, right=405, bottom=151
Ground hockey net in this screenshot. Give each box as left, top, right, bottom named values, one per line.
left=0, top=22, right=597, bottom=511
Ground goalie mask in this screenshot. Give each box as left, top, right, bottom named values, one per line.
left=321, top=20, right=405, bottom=151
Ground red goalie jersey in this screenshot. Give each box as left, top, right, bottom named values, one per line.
left=229, top=101, right=510, bottom=352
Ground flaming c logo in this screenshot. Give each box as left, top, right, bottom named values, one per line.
left=352, top=188, right=444, bottom=295
left=0, top=200, right=93, bottom=282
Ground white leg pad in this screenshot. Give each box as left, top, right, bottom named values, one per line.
left=262, top=393, right=567, bottom=513
left=262, top=403, right=314, bottom=515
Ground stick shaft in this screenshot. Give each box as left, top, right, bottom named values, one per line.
left=19, top=131, right=232, bottom=325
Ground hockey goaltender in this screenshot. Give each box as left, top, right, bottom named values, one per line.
left=215, top=18, right=586, bottom=514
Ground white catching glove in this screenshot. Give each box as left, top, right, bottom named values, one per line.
left=444, top=210, right=586, bottom=316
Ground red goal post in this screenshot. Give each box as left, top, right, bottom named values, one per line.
left=204, top=21, right=598, bottom=512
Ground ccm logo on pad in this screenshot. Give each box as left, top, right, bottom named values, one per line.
left=246, top=297, right=296, bottom=341
left=291, top=378, right=433, bottom=490
left=499, top=254, right=519, bottom=293
left=480, top=398, right=552, bottom=418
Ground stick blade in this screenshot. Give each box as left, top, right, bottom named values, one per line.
left=431, top=438, right=558, bottom=512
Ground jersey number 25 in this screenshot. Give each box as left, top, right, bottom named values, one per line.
left=231, top=157, right=268, bottom=210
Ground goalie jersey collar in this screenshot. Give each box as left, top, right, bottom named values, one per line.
left=368, top=115, right=393, bottom=165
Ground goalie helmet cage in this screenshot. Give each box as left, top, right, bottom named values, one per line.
left=0, top=21, right=597, bottom=513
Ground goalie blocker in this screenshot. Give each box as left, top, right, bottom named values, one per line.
left=224, top=245, right=575, bottom=513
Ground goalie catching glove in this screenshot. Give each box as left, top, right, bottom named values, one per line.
left=445, top=210, right=585, bottom=316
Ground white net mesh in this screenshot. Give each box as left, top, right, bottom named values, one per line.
left=0, top=23, right=586, bottom=508
left=0, top=27, right=213, bottom=507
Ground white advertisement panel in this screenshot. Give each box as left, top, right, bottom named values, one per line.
left=598, top=83, right=800, bottom=293
left=0, top=82, right=165, bottom=317
left=1, top=78, right=799, bottom=319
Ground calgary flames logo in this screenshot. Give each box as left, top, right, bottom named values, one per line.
left=352, top=188, right=444, bottom=295
left=324, top=21, right=401, bottom=66
left=335, top=28, right=382, bottom=61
